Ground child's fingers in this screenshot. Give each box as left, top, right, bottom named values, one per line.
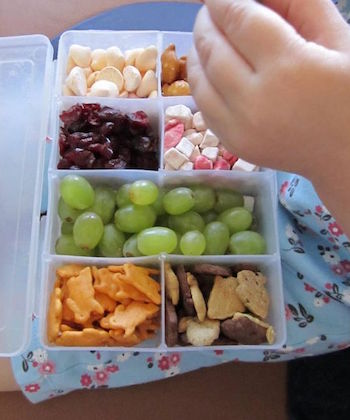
left=204, top=0, right=303, bottom=69
left=261, top=0, right=350, bottom=50
left=193, top=6, right=253, bottom=101
left=187, top=47, right=238, bottom=141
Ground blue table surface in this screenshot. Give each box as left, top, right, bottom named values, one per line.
left=42, top=2, right=200, bottom=212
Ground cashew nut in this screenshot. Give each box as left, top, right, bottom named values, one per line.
left=89, top=80, right=119, bottom=97
left=136, top=70, right=158, bottom=98
left=91, top=49, right=107, bottom=71
left=65, top=66, right=87, bottom=96
left=135, top=45, right=158, bottom=72
left=123, top=65, right=142, bottom=92
left=125, top=48, right=144, bottom=66
left=106, top=46, right=125, bottom=72
left=96, top=66, right=124, bottom=92
left=68, top=44, right=92, bottom=68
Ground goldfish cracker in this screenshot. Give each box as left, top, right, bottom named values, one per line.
left=109, top=330, right=142, bottom=347
left=94, top=292, right=117, bottom=313
left=56, top=328, right=113, bottom=347
left=48, top=288, right=63, bottom=342
left=66, top=267, right=104, bottom=324
left=93, top=267, right=120, bottom=300
left=57, top=264, right=85, bottom=279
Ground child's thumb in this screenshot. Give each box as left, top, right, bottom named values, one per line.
left=261, top=0, right=350, bottom=51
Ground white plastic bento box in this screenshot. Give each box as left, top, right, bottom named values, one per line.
left=0, top=30, right=286, bottom=357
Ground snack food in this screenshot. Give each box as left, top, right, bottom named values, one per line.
left=47, top=264, right=161, bottom=347
left=64, top=43, right=158, bottom=98
left=164, top=264, right=275, bottom=347
left=163, top=106, right=258, bottom=171
left=58, top=104, right=159, bottom=170
left=161, top=44, right=190, bottom=96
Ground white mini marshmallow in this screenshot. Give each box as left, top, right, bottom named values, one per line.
left=69, top=44, right=92, bottom=68
left=200, top=129, right=219, bottom=148
left=65, top=66, right=87, bottom=96
left=164, top=147, right=189, bottom=169
left=180, top=162, right=194, bottom=171
left=189, top=146, right=200, bottom=162
left=202, top=147, right=219, bottom=162
left=232, top=159, right=257, bottom=172
left=184, top=129, right=196, bottom=136
left=176, top=137, right=195, bottom=159
left=165, top=105, right=193, bottom=130
left=243, top=196, right=255, bottom=213
left=193, top=111, right=207, bottom=131
left=187, top=132, right=203, bottom=146
left=164, top=162, right=176, bottom=171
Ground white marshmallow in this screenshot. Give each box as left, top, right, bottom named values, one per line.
left=200, top=129, right=219, bottom=148
left=123, top=65, right=142, bottom=92
left=176, top=137, right=195, bottom=159
left=165, top=105, right=193, bottom=130
left=243, top=196, right=255, bottom=213
left=65, top=66, right=87, bottom=96
left=187, top=132, right=203, bottom=146
left=136, top=70, right=157, bottom=98
left=135, top=45, right=158, bottom=72
left=164, top=147, right=189, bottom=169
left=189, top=146, right=200, bottom=162
left=164, top=162, right=176, bottom=171
left=183, top=129, right=196, bottom=136
left=202, top=147, right=219, bottom=162
left=232, top=159, right=257, bottom=172
left=193, top=111, right=207, bottom=131
left=69, top=44, right=92, bottom=68
left=89, top=80, right=119, bottom=97
left=106, top=46, right=125, bottom=71
left=180, top=162, right=194, bottom=171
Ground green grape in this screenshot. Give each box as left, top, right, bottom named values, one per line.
left=61, top=221, right=74, bottom=235
left=204, top=221, right=230, bottom=255
left=218, top=207, right=253, bottom=234
left=55, top=234, right=95, bottom=256
left=129, top=180, right=159, bottom=206
left=180, top=230, right=206, bottom=256
left=73, top=212, right=104, bottom=250
left=87, top=187, right=115, bottom=224
left=168, top=211, right=205, bottom=234
left=229, top=231, right=266, bottom=255
left=137, top=227, right=177, bottom=255
left=151, top=189, right=166, bottom=215
left=163, top=187, right=195, bottom=215
left=192, top=185, right=216, bottom=213
left=214, top=189, right=244, bottom=213
left=114, top=204, right=156, bottom=233
left=58, top=197, right=81, bottom=223
left=98, top=224, right=125, bottom=257
left=123, top=234, right=143, bottom=257
left=60, top=175, right=95, bottom=210
left=115, top=184, right=132, bottom=208
left=202, top=210, right=218, bottom=224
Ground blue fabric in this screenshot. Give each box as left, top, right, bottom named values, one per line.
left=14, top=0, right=350, bottom=404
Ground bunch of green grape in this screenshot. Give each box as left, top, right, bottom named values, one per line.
left=56, top=175, right=266, bottom=257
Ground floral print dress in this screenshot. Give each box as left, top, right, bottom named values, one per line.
left=11, top=1, right=350, bottom=404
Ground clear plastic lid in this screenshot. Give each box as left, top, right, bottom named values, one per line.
left=0, top=35, right=53, bottom=356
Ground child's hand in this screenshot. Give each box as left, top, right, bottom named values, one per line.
left=188, top=0, right=350, bottom=181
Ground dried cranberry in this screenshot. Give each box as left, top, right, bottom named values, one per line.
left=60, top=104, right=83, bottom=125
left=59, top=133, right=69, bottom=155
left=65, top=149, right=95, bottom=169
left=133, top=136, right=158, bottom=153
left=100, top=122, right=115, bottom=136
left=118, top=146, right=131, bottom=163
left=104, top=158, right=127, bottom=169
left=57, top=158, right=72, bottom=169
left=127, top=111, right=149, bottom=135
left=88, top=143, right=114, bottom=160
left=133, top=153, right=158, bottom=170
left=97, top=106, right=117, bottom=121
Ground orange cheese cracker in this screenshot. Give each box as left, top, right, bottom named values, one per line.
left=66, top=267, right=104, bottom=324
left=48, top=288, right=63, bottom=342
left=56, top=328, right=114, bottom=347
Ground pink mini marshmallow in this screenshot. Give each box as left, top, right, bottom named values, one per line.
left=194, top=155, right=213, bottom=170
left=223, top=150, right=238, bottom=166
left=165, top=119, right=181, bottom=131
left=164, top=122, right=185, bottom=150
left=213, top=157, right=230, bottom=170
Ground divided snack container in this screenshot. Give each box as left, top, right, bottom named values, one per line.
left=0, top=30, right=286, bottom=357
